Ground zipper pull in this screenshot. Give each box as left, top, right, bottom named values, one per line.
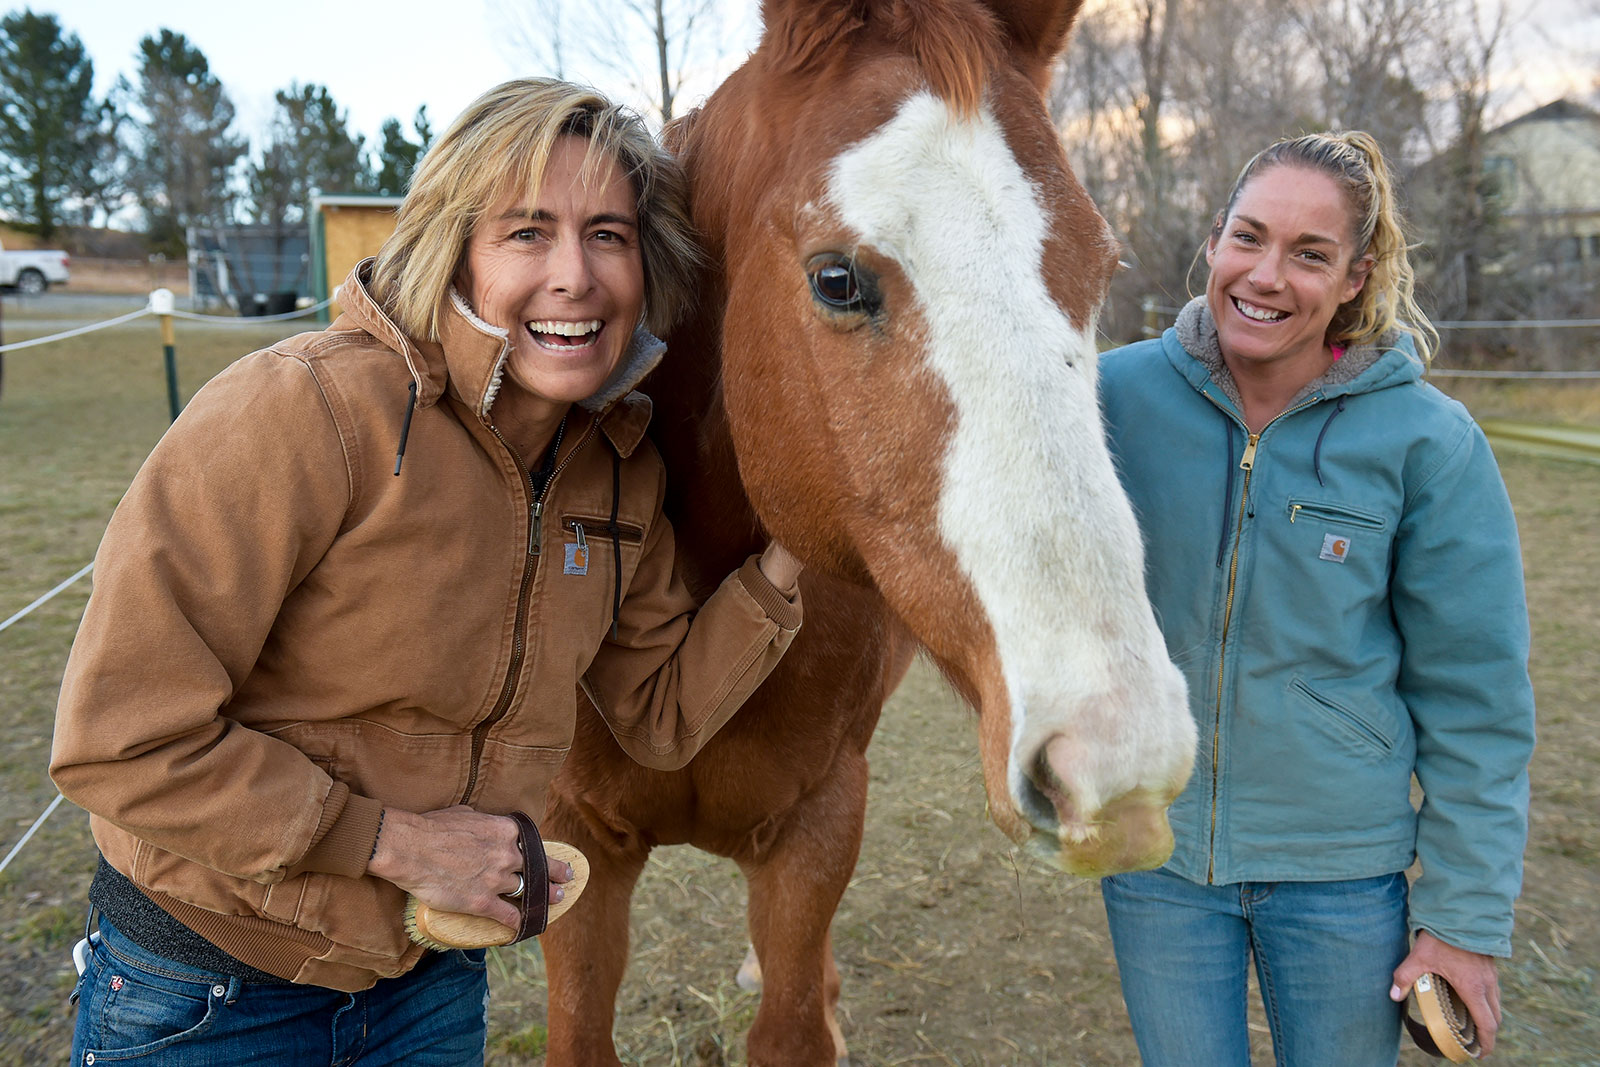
left=1239, top=433, right=1260, bottom=471
left=530, top=500, right=543, bottom=556
left=1289, top=503, right=1302, bottom=524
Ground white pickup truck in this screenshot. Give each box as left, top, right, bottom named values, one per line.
left=0, top=239, right=71, bottom=294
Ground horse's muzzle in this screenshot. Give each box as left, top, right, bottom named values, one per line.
left=1016, top=732, right=1189, bottom=878
left=1022, top=785, right=1179, bottom=877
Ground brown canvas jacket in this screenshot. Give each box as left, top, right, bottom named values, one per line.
left=50, top=262, right=800, bottom=991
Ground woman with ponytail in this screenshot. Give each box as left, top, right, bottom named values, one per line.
left=1096, top=131, right=1533, bottom=1065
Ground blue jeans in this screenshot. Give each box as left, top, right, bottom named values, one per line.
left=70, top=917, right=488, bottom=1065
left=1101, top=868, right=1408, bottom=1067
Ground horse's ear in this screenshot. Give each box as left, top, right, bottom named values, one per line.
left=979, top=0, right=1086, bottom=89
left=758, top=0, right=868, bottom=73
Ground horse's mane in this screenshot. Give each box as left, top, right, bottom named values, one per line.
left=761, top=0, right=1005, bottom=117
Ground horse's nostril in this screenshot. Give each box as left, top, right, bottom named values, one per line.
left=1029, top=735, right=1078, bottom=825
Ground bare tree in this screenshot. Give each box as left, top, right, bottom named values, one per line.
left=1285, top=0, right=1435, bottom=157
left=1127, top=0, right=1182, bottom=289
left=490, top=0, right=736, bottom=125
left=1051, top=1, right=1142, bottom=224
left=1405, top=1, right=1512, bottom=325
left=1169, top=0, right=1310, bottom=217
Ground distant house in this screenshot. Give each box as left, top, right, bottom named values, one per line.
left=1477, top=98, right=1600, bottom=267
left=1406, top=96, right=1600, bottom=337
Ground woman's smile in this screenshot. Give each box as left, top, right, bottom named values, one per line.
left=527, top=319, right=604, bottom=349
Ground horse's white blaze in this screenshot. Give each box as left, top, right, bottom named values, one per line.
left=826, top=93, right=1194, bottom=843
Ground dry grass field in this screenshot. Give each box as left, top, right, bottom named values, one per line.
left=0, top=292, right=1595, bottom=1064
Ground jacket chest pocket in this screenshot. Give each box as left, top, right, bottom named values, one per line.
left=560, top=515, right=645, bottom=546
left=1284, top=499, right=1390, bottom=566
left=1273, top=497, right=1393, bottom=603
left=554, top=514, right=646, bottom=586
left=1285, top=499, right=1387, bottom=531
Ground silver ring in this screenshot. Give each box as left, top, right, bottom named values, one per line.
left=506, top=872, right=525, bottom=900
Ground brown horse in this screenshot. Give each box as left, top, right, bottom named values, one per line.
left=540, top=0, right=1196, bottom=1061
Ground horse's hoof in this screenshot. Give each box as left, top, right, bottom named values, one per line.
left=735, top=944, right=763, bottom=993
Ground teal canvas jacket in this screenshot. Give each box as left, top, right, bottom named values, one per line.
left=1099, top=303, right=1535, bottom=956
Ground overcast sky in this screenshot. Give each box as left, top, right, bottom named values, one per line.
left=46, top=0, right=1600, bottom=152
left=54, top=0, right=760, bottom=147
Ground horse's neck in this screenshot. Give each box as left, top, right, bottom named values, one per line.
left=650, top=302, right=764, bottom=596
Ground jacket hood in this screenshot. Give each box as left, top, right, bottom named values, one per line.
left=332, top=259, right=663, bottom=458
left=1170, top=296, right=1423, bottom=413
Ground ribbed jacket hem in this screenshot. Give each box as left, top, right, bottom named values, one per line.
left=145, top=888, right=333, bottom=983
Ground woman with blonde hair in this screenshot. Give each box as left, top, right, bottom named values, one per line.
left=1096, top=130, right=1534, bottom=1065
left=53, top=78, right=802, bottom=1064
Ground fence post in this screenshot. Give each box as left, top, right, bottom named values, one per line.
left=151, top=288, right=181, bottom=422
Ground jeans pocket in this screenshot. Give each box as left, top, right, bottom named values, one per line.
left=451, top=948, right=489, bottom=972
left=80, top=943, right=226, bottom=1062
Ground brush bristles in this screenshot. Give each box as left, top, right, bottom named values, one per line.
left=404, top=897, right=518, bottom=950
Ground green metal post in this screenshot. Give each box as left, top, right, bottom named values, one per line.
left=151, top=289, right=182, bottom=422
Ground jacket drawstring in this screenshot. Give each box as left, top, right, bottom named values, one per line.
left=1313, top=398, right=1345, bottom=487
left=1216, top=415, right=1236, bottom=568
left=609, top=447, right=622, bottom=640
left=393, top=381, right=418, bottom=476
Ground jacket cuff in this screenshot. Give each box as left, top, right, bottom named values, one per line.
left=1409, top=922, right=1513, bottom=960
left=288, top=786, right=385, bottom=880
left=737, top=555, right=802, bottom=630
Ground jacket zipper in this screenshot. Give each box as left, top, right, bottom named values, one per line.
left=1209, top=432, right=1255, bottom=882
left=460, top=420, right=598, bottom=806
left=1204, top=395, right=1320, bottom=883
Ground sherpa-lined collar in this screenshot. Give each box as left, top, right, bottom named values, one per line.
left=331, top=259, right=663, bottom=458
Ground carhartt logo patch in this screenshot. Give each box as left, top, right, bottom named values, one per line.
left=564, top=523, right=590, bottom=576
left=1319, top=533, right=1351, bottom=563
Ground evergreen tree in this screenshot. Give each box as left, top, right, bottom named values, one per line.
left=374, top=106, right=432, bottom=198
left=66, top=94, right=129, bottom=228
left=0, top=10, right=105, bottom=239
left=249, top=82, right=374, bottom=225
left=129, top=29, right=246, bottom=250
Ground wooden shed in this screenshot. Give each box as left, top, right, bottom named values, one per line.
left=310, top=195, right=403, bottom=320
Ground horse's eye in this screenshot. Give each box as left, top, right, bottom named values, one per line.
left=813, top=263, right=859, bottom=308
left=807, top=251, right=878, bottom=315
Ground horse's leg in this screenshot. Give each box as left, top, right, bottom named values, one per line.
left=540, top=795, right=650, bottom=1067
left=740, top=747, right=868, bottom=1067
left=735, top=935, right=846, bottom=1060
left=821, top=926, right=847, bottom=1061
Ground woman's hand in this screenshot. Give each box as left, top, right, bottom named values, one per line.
left=1391, top=930, right=1502, bottom=1055
left=757, top=541, right=803, bottom=596
left=367, top=805, right=574, bottom=929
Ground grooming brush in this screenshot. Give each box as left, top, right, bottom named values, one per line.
left=405, top=840, right=589, bottom=950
